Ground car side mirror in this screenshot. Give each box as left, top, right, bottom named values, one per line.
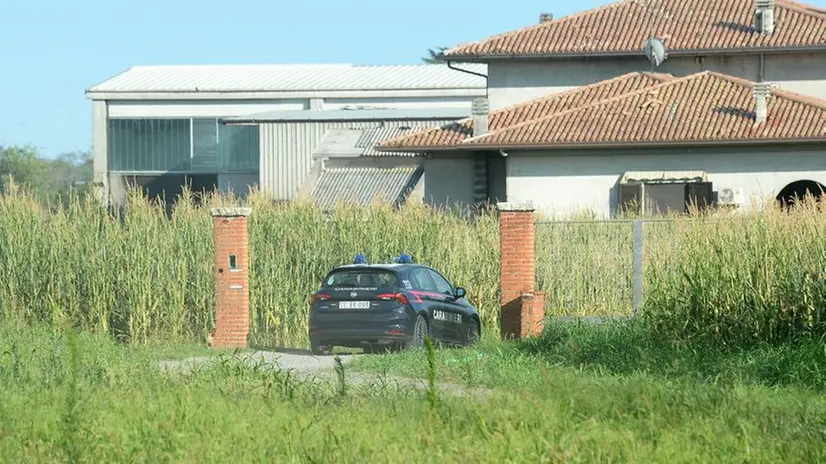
left=455, top=287, right=466, bottom=299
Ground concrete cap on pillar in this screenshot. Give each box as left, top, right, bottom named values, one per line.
left=210, top=207, right=252, bottom=217
left=496, top=201, right=535, bottom=212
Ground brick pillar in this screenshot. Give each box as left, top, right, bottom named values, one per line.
left=497, top=201, right=544, bottom=340
left=210, top=207, right=252, bottom=349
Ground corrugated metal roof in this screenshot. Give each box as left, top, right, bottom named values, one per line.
left=314, top=130, right=365, bottom=157
left=222, top=107, right=471, bottom=123
left=314, top=127, right=426, bottom=158
left=357, top=127, right=424, bottom=156
left=88, top=63, right=487, bottom=93
left=311, top=163, right=423, bottom=210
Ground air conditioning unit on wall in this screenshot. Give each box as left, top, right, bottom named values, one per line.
left=716, top=187, right=744, bottom=207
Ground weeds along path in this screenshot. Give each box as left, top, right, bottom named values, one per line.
left=158, top=351, right=491, bottom=399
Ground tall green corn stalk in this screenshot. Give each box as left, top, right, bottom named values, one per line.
left=2, top=184, right=823, bottom=348
left=643, top=198, right=826, bottom=345
left=0, top=188, right=499, bottom=347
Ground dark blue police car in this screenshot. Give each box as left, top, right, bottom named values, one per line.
left=308, top=254, right=481, bottom=355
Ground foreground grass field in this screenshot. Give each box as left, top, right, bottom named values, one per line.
left=2, top=322, right=824, bottom=463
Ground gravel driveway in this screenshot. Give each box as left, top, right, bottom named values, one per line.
left=159, top=350, right=489, bottom=398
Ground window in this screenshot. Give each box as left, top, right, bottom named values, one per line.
left=619, top=181, right=712, bottom=216
left=108, top=119, right=191, bottom=172
left=409, top=269, right=438, bottom=292
left=192, top=118, right=219, bottom=170
left=323, top=270, right=398, bottom=288
left=108, top=118, right=260, bottom=174
left=427, top=270, right=454, bottom=296
left=219, top=124, right=260, bottom=172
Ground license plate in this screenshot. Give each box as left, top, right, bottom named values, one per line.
left=339, top=301, right=370, bottom=309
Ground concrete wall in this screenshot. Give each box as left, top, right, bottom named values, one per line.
left=487, top=52, right=826, bottom=109
left=422, top=154, right=476, bottom=208
left=506, top=144, right=826, bottom=218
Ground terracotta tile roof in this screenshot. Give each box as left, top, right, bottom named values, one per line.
left=376, top=72, right=672, bottom=150
left=462, top=71, right=826, bottom=148
left=443, top=0, right=826, bottom=60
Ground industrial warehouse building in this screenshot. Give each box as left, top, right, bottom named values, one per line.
left=85, top=63, right=487, bottom=208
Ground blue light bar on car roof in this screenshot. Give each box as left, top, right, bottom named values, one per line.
left=394, top=253, right=414, bottom=264
left=353, top=254, right=368, bottom=264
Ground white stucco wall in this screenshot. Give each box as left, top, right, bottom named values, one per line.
left=422, top=155, right=476, bottom=208
left=487, top=52, right=826, bottom=109
left=506, top=145, right=826, bottom=218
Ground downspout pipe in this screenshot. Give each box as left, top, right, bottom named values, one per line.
left=446, top=61, right=489, bottom=97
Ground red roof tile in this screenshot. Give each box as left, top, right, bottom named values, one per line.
left=462, top=71, right=826, bottom=148
left=377, top=72, right=672, bottom=150
left=443, top=0, right=826, bottom=60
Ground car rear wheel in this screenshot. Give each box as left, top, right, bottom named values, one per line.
left=405, top=315, right=429, bottom=350
left=464, top=318, right=480, bottom=347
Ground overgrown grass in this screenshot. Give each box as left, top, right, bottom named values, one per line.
left=2, top=323, right=824, bottom=462
left=352, top=319, right=826, bottom=392
left=0, top=186, right=498, bottom=348
left=1, top=185, right=825, bottom=348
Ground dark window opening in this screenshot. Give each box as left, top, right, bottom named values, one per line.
left=322, top=270, right=399, bottom=289
left=619, top=181, right=713, bottom=217
left=122, top=174, right=218, bottom=209
left=776, top=180, right=826, bottom=209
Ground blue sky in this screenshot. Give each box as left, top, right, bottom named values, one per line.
left=3, top=0, right=825, bottom=158
left=0, top=0, right=603, bottom=158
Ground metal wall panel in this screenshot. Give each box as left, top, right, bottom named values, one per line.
left=259, top=119, right=457, bottom=200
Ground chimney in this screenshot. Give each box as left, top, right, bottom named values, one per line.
left=472, top=97, right=489, bottom=136
left=754, top=82, right=771, bottom=124
left=540, top=13, right=554, bottom=23
left=755, top=0, right=775, bottom=34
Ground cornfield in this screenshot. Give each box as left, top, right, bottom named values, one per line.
left=0, top=183, right=823, bottom=347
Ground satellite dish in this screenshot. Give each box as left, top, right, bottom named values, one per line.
left=644, top=37, right=668, bottom=68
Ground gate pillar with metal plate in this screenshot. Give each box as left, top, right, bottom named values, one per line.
left=210, top=207, right=252, bottom=349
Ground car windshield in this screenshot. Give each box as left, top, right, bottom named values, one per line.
left=322, top=269, right=398, bottom=289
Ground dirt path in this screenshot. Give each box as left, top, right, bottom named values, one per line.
left=158, top=350, right=490, bottom=398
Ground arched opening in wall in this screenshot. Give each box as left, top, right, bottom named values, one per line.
left=776, top=180, right=826, bottom=209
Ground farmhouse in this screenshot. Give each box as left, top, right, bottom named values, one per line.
left=85, top=63, right=487, bottom=208
left=377, top=0, right=826, bottom=217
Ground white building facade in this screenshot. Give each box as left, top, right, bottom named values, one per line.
left=377, top=0, right=826, bottom=218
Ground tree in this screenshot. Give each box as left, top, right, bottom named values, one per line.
left=0, top=145, right=49, bottom=194
left=422, top=47, right=448, bottom=64
left=0, top=145, right=93, bottom=202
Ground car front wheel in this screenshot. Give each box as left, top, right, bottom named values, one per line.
left=464, top=318, right=480, bottom=347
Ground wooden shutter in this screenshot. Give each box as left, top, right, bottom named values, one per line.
left=618, top=183, right=643, bottom=215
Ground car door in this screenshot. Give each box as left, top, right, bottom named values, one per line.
left=426, top=269, right=467, bottom=343
left=407, top=268, right=449, bottom=342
